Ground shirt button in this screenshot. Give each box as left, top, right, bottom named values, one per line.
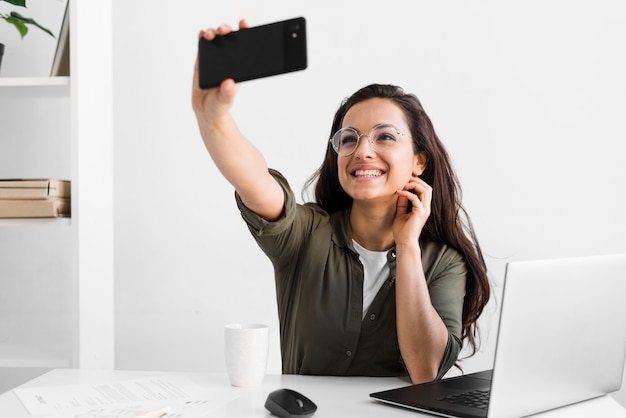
left=346, top=350, right=352, bottom=357
left=369, top=314, right=376, bottom=321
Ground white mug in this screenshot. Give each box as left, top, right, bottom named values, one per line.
left=224, top=323, right=269, bottom=387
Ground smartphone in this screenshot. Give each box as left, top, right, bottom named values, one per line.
left=198, top=17, right=307, bottom=89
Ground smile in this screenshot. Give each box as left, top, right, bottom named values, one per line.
left=353, top=169, right=383, bottom=177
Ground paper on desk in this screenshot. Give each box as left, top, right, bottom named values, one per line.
left=73, top=401, right=223, bottom=418
left=13, top=376, right=238, bottom=417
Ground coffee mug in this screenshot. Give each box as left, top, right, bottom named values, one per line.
left=224, top=323, right=269, bottom=387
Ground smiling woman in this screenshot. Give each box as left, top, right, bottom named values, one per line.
left=193, top=20, right=490, bottom=384
left=306, top=85, right=490, bottom=381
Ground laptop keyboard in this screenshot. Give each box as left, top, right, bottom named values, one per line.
left=439, top=388, right=490, bottom=409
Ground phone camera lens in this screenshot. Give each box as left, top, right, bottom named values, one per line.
left=286, top=21, right=302, bottom=39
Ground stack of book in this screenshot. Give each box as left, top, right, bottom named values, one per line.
left=0, top=179, right=71, bottom=218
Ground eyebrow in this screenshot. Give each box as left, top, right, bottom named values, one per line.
left=343, top=123, right=395, bottom=132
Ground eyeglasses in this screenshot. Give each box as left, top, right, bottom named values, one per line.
left=329, top=123, right=411, bottom=157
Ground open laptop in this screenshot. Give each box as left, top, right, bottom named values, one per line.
left=371, top=253, right=626, bottom=418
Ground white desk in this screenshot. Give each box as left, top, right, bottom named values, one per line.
left=1, top=369, right=625, bottom=417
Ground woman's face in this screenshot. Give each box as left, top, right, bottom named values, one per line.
left=336, top=98, right=424, bottom=206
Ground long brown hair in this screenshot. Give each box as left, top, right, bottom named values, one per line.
left=304, top=84, right=490, bottom=356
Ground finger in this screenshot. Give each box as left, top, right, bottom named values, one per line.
left=216, top=24, right=233, bottom=35
left=405, top=178, right=432, bottom=197
left=199, top=28, right=217, bottom=41
left=395, top=190, right=411, bottom=216
left=411, top=181, right=432, bottom=209
left=408, top=176, right=430, bottom=189
left=408, top=191, right=423, bottom=212
left=396, top=190, right=420, bottom=211
left=239, top=19, right=250, bottom=29
left=411, top=184, right=433, bottom=213
left=192, top=56, right=199, bottom=88
left=218, top=78, right=240, bottom=103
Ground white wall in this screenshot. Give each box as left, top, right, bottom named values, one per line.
left=111, top=0, right=626, bottom=405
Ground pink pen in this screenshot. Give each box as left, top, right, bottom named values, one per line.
left=132, top=406, right=171, bottom=418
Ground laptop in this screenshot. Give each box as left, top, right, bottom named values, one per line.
left=371, top=253, right=626, bottom=418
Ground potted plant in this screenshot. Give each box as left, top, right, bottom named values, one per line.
left=1, top=0, right=54, bottom=71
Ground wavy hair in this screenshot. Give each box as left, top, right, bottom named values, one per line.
left=304, top=84, right=490, bottom=356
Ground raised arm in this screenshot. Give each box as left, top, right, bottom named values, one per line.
left=192, top=21, right=284, bottom=221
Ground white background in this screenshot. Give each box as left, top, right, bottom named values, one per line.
left=2, top=0, right=626, bottom=406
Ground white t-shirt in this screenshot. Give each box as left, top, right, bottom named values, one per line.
left=352, top=240, right=390, bottom=319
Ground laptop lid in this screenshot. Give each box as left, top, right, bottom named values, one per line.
left=488, top=253, right=626, bottom=417
left=370, top=254, right=626, bottom=418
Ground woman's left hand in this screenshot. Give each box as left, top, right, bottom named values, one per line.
left=393, top=176, right=432, bottom=246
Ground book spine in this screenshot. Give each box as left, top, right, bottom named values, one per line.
left=0, top=180, right=71, bottom=199
left=0, top=199, right=71, bottom=218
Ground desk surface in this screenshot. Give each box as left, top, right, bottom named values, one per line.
left=1, top=369, right=625, bottom=417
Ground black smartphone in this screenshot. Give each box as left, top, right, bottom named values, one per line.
left=198, top=17, right=307, bottom=89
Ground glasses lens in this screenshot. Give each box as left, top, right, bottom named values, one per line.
left=332, top=128, right=359, bottom=155
left=371, top=125, right=400, bottom=152
left=331, top=125, right=407, bottom=156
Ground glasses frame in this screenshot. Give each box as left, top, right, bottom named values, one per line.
left=329, top=123, right=411, bottom=157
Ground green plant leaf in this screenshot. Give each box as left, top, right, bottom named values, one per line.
left=2, top=14, right=29, bottom=38
left=2, top=0, right=27, bottom=7
left=9, top=11, right=54, bottom=37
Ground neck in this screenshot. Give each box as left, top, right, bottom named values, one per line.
left=350, top=202, right=395, bottom=251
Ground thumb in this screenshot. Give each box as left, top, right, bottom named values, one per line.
left=218, top=78, right=239, bottom=106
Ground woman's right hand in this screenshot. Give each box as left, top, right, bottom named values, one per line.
left=192, top=20, right=250, bottom=122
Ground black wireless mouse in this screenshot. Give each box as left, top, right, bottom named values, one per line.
left=265, top=388, right=318, bottom=418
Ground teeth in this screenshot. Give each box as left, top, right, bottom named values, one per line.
left=354, top=169, right=382, bottom=177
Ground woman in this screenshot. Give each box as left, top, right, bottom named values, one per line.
left=193, top=21, right=490, bottom=384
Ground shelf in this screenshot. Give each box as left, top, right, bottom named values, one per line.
left=0, top=77, right=69, bottom=87
left=0, top=344, right=71, bottom=368
left=0, top=2, right=116, bottom=386
left=0, top=218, right=71, bottom=227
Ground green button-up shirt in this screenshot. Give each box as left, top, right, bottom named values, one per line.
left=236, top=169, right=467, bottom=380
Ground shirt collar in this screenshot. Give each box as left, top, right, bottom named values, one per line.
left=329, top=208, right=397, bottom=269
left=329, top=208, right=353, bottom=249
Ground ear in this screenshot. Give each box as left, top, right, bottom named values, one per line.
left=413, top=152, right=427, bottom=176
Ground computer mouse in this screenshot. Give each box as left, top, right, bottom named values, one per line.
left=264, top=388, right=317, bottom=418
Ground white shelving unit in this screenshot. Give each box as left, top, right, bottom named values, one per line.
left=0, top=77, right=69, bottom=87
left=0, top=218, right=71, bottom=227
left=0, top=1, right=114, bottom=393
